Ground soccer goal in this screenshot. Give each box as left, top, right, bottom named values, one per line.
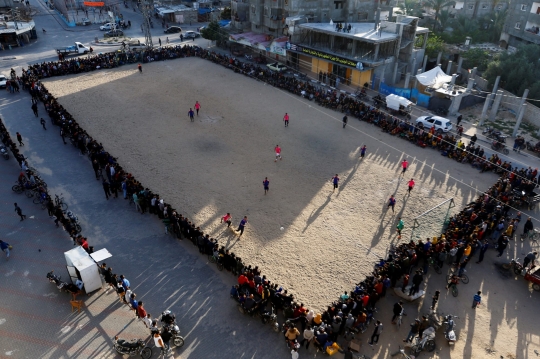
left=410, top=198, right=455, bottom=241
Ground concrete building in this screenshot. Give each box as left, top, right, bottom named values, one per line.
left=500, top=0, right=540, bottom=46
left=451, top=0, right=508, bottom=18
left=231, top=0, right=376, bottom=37
left=286, top=14, right=428, bottom=88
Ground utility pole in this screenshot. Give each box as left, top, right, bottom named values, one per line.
left=140, top=0, right=153, bottom=48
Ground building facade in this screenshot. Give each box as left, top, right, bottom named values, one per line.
left=451, top=0, right=508, bottom=18
left=500, top=0, right=540, bottom=46
left=287, top=15, right=428, bottom=88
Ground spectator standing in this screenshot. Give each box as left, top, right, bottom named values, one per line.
left=431, top=290, right=440, bottom=310
left=300, top=326, right=314, bottom=349
left=342, top=115, right=348, bottom=128
left=476, top=240, right=489, bottom=263
left=523, top=251, right=538, bottom=268
left=40, top=118, right=46, bottom=130
left=102, top=180, right=111, bottom=200
left=161, top=327, right=172, bottom=353
left=496, top=236, right=509, bottom=257
left=14, top=203, right=26, bottom=221
left=368, top=320, right=383, bottom=346
left=0, top=240, right=11, bottom=259
left=31, top=102, right=38, bottom=117
left=153, top=331, right=166, bottom=355
left=16, top=132, right=24, bottom=146
left=472, top=291, right=482, bottom=308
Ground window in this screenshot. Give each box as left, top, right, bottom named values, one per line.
left=251, top=4, right=255, bottom=13
left=515, top=21, right=521, bottom=29
left=264, top=6, right=268, bottom=16
left=481, top=4, right=488, bottom=9
left=468, top=4, right=474, bottom=9
left=334, top=1, right=343, bottom=9
left=521, top=4, right=527, bottom=10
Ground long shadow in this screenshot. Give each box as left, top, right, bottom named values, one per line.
left=302, top=193, right=332, bottom=233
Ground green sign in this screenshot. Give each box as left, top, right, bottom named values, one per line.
left=287, top=43, right=361, bottom=68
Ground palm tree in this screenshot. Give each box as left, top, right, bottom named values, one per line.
left=437, top=9, right=451, bottom=31
left=396, top=0, right=421, bottom=16
left=425, top=0, right=456, bottom=24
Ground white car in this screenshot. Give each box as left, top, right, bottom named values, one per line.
left=416, top=115, right=453, bottom=133
left=267, top=62, right=287, bottom=72
left=122, top=41, right=147, bottom=50
left=183, top=31, right=200, bottom=39
left=100, top=23, right=116, bottom=31
left=0, top=75, right=7, bottom=88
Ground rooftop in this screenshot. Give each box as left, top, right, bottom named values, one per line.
left=298, top=22, right=399, bottom=43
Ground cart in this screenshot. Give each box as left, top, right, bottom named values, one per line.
left=524, top=266, right=540, bottom=291
left=386, top=94, right=412, bottom=119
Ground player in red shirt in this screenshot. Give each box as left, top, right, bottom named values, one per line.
left=274, top=145, right=282, bottom=162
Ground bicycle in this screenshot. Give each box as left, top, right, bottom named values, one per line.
left=55, top=194, right=68, bottom=211
left=12, top=183, right=24, bottom=194
left=428, top=257, right=442, bottom=274
left=208, top=252, right=224, bottom=271
left=446, top=270, right=469, bottom=284
left=32, top=195, right=48, bottom=210
left=521, top=229, right=540, bottom=245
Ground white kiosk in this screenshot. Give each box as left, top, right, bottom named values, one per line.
left=64, top=247, right=112, bottom=294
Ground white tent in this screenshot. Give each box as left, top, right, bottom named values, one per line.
left=415, top=66, right=452, bottom=89
left=386, top=94, right=413, bottom=110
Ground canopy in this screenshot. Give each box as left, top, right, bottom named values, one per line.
left=415, top=66, right=452, bottom=89
left=386, top=94, right=412, bottom=110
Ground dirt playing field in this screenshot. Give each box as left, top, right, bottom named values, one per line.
left=43, top=57, right=540, bottom=359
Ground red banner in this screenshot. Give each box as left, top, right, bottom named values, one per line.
left=83, top=1, right=104, bottom=6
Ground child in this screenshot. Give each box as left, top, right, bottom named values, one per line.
left=472, top=291, right=482, bottom=309
left=431, top=290, right=440, bottom=310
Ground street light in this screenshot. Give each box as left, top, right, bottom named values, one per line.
left=13, top=7, right=19, bottom=29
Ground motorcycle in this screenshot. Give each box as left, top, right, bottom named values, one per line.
left=165, top=324, right=185, bottom=348
left=501, top=257, right=524, bottom=275
left=47, top=270, right=67, bottom=290
left=410, top=326, right=436, bottom=354
left=0, top=144, right=9, bottom=160
left=482, top=126, right=493, bottom=135
left=65, top=210, right=82, bottom=233
left=261, top=305, right=279, bottom=332
left=113, top=336, right=152, bottom=359
left=443, top=315, right=458, bottom=345
left=491, top=139, right=509, bottom=155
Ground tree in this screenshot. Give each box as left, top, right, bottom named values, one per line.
left=425, top=0, right=456, bottom=25
left=484, top=44, right=540, bottom=100
left=200, top=21, right=227, bottom=46
left=462, top=48, right=491, bottom=71
left=424, top=34, right=445, bottom=59
left=437, top=9, right=451, bottom=31
left=221, top=7, right=231, bottom=20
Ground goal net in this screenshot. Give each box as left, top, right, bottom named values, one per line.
left=409, top=198, right=455, bottom=242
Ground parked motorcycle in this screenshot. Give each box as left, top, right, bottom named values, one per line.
left=491, top=139, right=509, bottom=155
left=47, top=270, right=67, bottom=290
left=501, top=257, right=524, bottom=275
left=261, top=305, right=279, bottom=332
left=410, top=326, right=436, bottom=354
left=113, top=336, right=152, bottom=359
left=443, top=315, right=458, bottom=345
left=0, top=144, right=9, bottom=160
left=65, top=210, right=82, bottom=234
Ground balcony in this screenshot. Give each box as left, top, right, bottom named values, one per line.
left=264, top=16, right=285, bottom=30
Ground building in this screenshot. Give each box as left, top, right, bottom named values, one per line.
left=286, top=14, right=429, bottom=88
left=451, top=0, right=508, bottom=18
left=231, top=0, right=376, bottom=37
left=155, top=4, right=198, bottom=24
left=500, top=0, right=540, bottom=46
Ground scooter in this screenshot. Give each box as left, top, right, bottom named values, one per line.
left=443, top=315, right=458, bottom=345
left=0, top=144, right=9, bottom=160
left=113, top=336, right=152, bottom=359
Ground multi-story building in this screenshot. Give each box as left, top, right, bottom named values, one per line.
left=451, top=0, right=508, bottom=18
left=286, top=14, right=429, bottom=87
left=500, top=0, right=540, bottom=46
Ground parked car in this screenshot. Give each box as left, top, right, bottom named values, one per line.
left=415, top=115, right=453, bottom=133
left=0, top=75, right=7, bottom=88
left=100, top=22, right=116, bottom=31
left=104, top=30, right=124, bottom=38
left=122, top=41, right=147, bottom=50
left=267, top=62, right=287, bottom=72
left=164, top=26, right=182, bottom=34
left=183, top=31, right=200, bottom=39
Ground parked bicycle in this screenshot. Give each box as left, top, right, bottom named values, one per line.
left=55, top=193, right=68, bottom=211
left=208, top=250, right=224, bottom=271
left=521, top=229, right=540, bottom=244
left=428, top=257, right=442, bottom=274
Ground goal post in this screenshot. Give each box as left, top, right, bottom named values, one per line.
left=410, top=198, right=455, bottom=241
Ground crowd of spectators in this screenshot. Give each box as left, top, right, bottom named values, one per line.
left=6, top=44, right=540, bottom=357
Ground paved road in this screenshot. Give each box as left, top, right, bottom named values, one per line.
left=0, top=90, right=294, bottom=358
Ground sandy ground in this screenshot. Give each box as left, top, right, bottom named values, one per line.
left=42, top=58, right=540, bottom=359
